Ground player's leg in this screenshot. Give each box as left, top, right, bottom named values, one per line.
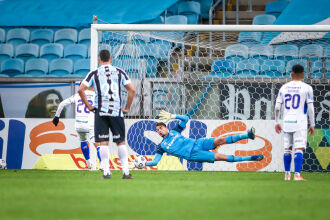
left=283, top=132, right=293, bottom=181
left=109, top=117, right=133, bottom=179
left=95, top=111, right=111, bottom=178
left=213, top=127, right=256, bottom=147
left=215, top=152, right=264, bottom=162
left=293, top=130, right=307, bottom=181
left=77, top=130, right=93, bottom=170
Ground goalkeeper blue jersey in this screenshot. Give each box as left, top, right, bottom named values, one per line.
left=155, top=115, right=195, bottom=159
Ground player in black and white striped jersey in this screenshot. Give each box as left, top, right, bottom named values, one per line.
left=78, top=49, right=135, bottom=179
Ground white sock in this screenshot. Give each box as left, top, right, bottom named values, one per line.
left=118, top=144, right=129, bottom=175
left=99, top=145, right=111, bottom=175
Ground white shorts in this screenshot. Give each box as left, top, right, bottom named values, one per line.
left=283, top=129, right=307, bottom=149
left=76, top=125, right=95, bottom=143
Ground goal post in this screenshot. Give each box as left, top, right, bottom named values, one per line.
left=90, top=24, right=330, bottom=172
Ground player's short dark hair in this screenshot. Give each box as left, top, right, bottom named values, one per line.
left=99, top=49, right=110, bottom=62
left=156, top=122, right=166, bottom=128
left=292, top=64, right=304, bottom=74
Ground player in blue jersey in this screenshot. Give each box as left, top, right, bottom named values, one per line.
left=142, top=110, right=264, bottom=167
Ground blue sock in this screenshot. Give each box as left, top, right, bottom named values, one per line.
left=227, top=155, right=252, bottom=162
left=97, top=146, right=101, bottom=162
left=80, top=141, right=90, bottom=160
left=226, top=134, right=248, bottom=144
left=294, top=152, right=303, bottom=174
left=283, top=153, right=292, bottom=172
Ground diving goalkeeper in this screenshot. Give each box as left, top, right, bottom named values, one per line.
left=142, top=110, right=264, bottom=167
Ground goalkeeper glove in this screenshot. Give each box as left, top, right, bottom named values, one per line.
left=52, top=116, right=59, bottom=126
left=158, top=110, right=176, bottom=123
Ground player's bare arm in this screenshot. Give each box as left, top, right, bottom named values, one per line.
left=122, top=83, right=135, bottom=113
left=78, top=83, right=94, bottom=112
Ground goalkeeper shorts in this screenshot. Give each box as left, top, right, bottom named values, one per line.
left=188, top=137, right=215, bottom=163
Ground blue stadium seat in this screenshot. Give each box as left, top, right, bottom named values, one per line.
left=0, top=44, right=14, bottom=65
left=49, top=58, right=73, bottom=76
left=15, top=43, right=39, bottom=62
left=249, top=45, right=273, bottom=64
left=225, top=44, right=249, bottom=64
left=165, top=15, right=188, bottom=24
left=310, top=60, right=323, bottom=79
left=199, top=0, right=213, bottom=19
left=235, top=59, right=260, bottom=77
left=252, top=14, right=276, bottom=25
left=40, top=43, right=63, bottom=62
left=64, top=44, right=88, bottom=62
left=6, top=28, right=30, bottom=47
left=104, top=32, right=127, bottom=46
left=260, top=60, right=286, bottom=77
left=54, top=28, right=77, bottom=48
left=274, top=45, right=299, bottom=62
left=299, top=44, right=323, bottom=61
left=1, top=58, right=24, bottom=76
left=211, top=59, right=234, bottom=77
left=0, top=28, right=5, bottom=43
left=73, top=59, right=90, bottom=76
left=265, top=1, right=288, bottom=17
left=30, top=29, right=54, bottom=47
left=25, top=58, right=48, bottom=76
left=178, top=1, right=201, bottom=24
left=285, top=59, right=308, bottom=77
left=238, top=32, right=262, bottom=47
left=166, top=2, right=180, bottom=16
left=78, top=28, right=102, bottom=48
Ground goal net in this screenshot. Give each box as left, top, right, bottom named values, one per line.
left=91, top=24, right=330, bottom=172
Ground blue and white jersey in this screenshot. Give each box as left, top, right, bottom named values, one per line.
left=82, top=64, right=131, bottom=117
left=155, top=115, right=195, bottom=159
left=276, top=81, right=314, bottom=132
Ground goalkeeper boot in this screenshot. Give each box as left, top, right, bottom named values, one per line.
left=248, top=127, right=256, bottom=140
left=122, top=173, right=134, bottom=179
left=251, top=154, right=264, bottom=161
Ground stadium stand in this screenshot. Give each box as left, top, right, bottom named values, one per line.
left=0, top=44, right=14, bottom=65
left=178, top=1, right=201, bottom=24
left=238, top=32, right=262, bottom=47
left=211, top=59, right=234, bottom=77
left=30, top=29, right=54, bottom=47
left=40, top=43, right=63, bottom=62
left=54, top=28, right=78, bottom=48
left=225, top=44, right=249, bottom=64
left=252, top=14, right=276, bottom=25
left=1, top=58, right=24, bottom=76
left=64, top=44, right=88, bottom=62
left=25, top=58, right=48, bottom=76
left=0, top=28, right=5, bottom=43
left=260, top=60, right=286, bottom=77
left=249, top=45, right=274, bottom=65
left=234, top=59, right=260, bottom=78
left=73, top=58, right=90, bottom=76
left=274, top=44, right=299, bottom=62
left=15, top=43, right=39, bottom=62
left=48, top=58, right=73, bottom=76
left=299, top=44, right=323, bottom=61
left=6, top=28, right=30, bottom=48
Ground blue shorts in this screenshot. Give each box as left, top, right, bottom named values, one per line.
left=188, top=137, right=215, bottom=163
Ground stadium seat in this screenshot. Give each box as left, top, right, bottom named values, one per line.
left=249, top=45, right=273, bottom=64
left=285, top=59, right=308, bottom=77
left=54, top=28, right=77, bottom=48
left=260, top=60, right=286, bottom=77
left=0, top=44, right=14, bottom=65
left=235, top=59, right=260, bottom=77
left=1, top=58, right=24, bottom=76
left=64, top=44, right=88, bottom=62
left=40, top=43, right=63, bottom=62
left=0, top=28, right=5, bottom=43
left=299, top=44, right=323, bottom=61
left=73, top=59, right=90, bottom=76
left=49, top=58, right=73, bottom=76
left=78, top=28, right=102, bottom=48
left=30, top=29, right=54, bottom=47
left=199, top=0, right=213, bottom=19
left=25, top=58, right=48, bottom=76
left=104, top=31, right=127, bottom=46
left=265, top=1, right=288, bottom=17
left=6, top=28, right=30, bottom=47
left=252, top=14, right=276, bottom=25
left=238, top=32, right=262, bottom=47
left=178, top=1, right=201, bottom=24
left=310, top=60, right=323, bottom=79
left=274, top=45, right=299, bottom=62
left=165, top=15, right=188, bottom=25
left=15, top=43, right=39, bottom=62
left=211, top=59, right=234, bottom=77
left=225, top=44, right=249, bottom=64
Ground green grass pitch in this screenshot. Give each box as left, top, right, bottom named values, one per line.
left=0, top=170, right=329, bottom=220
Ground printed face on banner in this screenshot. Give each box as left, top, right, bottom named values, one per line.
left=45, top=93, right=61, bottom=118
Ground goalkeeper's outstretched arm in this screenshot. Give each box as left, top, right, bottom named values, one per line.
left=145, top=153, right=162, bottom=166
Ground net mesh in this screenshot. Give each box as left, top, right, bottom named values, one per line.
left=96, top=29, right=329, bottom=172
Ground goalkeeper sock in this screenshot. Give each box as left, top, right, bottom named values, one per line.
left=99, top=145, right=110, bottom=175
left=283, top=150, right=292, bottom=173
left=226, top=134, right=248, bottom=144
left=294, top=150, right=303, bottom=175
left=227, top=155, right=252, bottom=162
left=80, top=141, right=90, bottom=161
left=118, top=144, right=129, bottom=175
left=96, top=146, right=101, bottom=163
